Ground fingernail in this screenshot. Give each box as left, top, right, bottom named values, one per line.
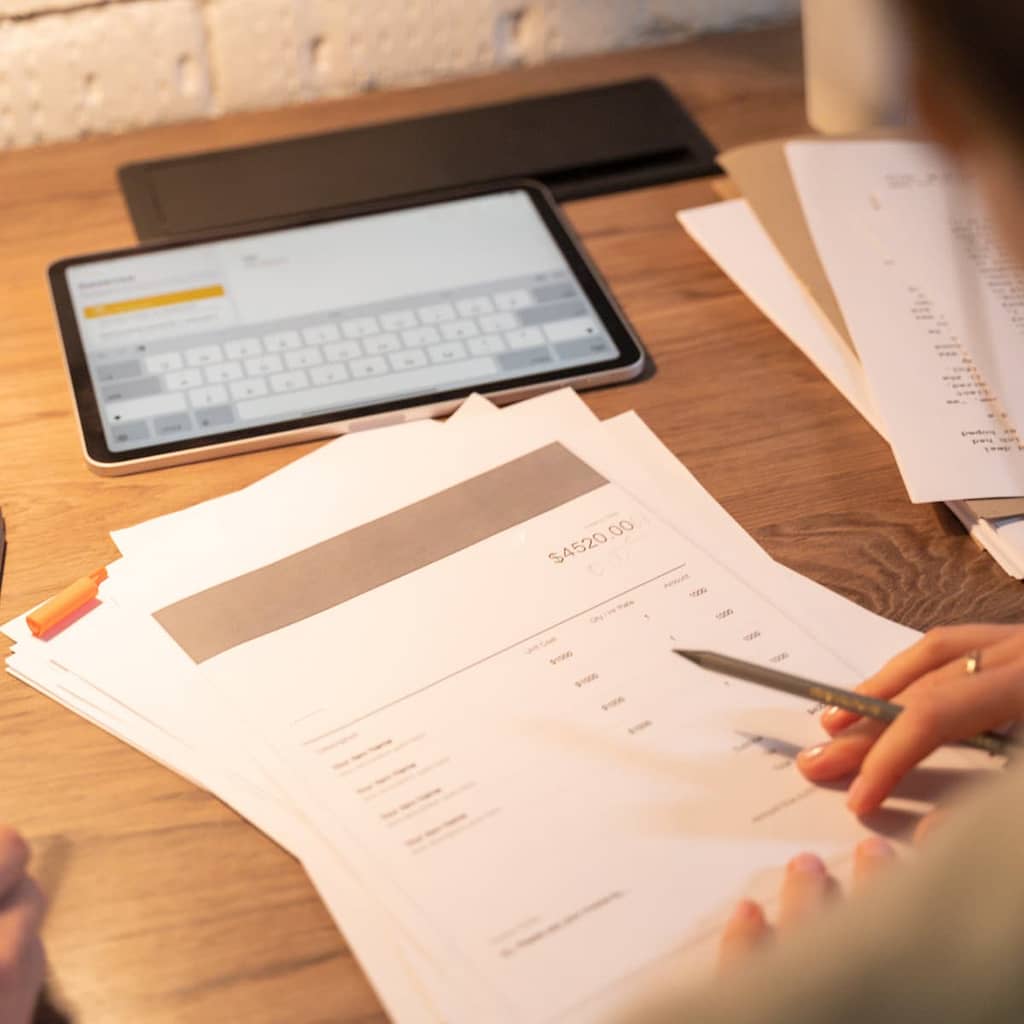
left=847, top=775, right=872, bottom=814
left=788, top=853, right=826, bottom=875
left=732, top=899, right=761, bottom=921
left=822, top=706, right=843, bottom=723
left=799, top=743, right=831, bottom=762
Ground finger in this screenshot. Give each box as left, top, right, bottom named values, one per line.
left=914, top=809, right=952, bottom=846
left=847, top=665, right=1024, bottom=816
left=852, top=836, right=896, bottom=887
left=0, top=931, right=47, bottom=1024
left=0, top=877, right=47, bottom=934
left=0, top=829, right=29, bottom=901
left=718, top=900, right=772, bottom=970
left=822, top=624, right=1021, bottom=735
left=778, top=854, right=836, bottom=930
left=798, top=719, right=886, bottom=782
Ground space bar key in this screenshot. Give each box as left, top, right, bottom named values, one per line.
left=235, top=357, right=499, bottom=421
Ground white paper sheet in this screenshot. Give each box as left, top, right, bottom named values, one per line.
left=678, top=200, right=885, bottom=437
left=6, top=392, right=976, bottom=1023
left=787, top=139, right=1024, bottom=502
left=183, top=411, right=981, bottom=1021
left=676, top=195, right=1024, bottom=578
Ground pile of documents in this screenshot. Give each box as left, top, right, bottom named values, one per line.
left=3, top=390, right=990, bottom=1021
left=679, top=137, right=1024, bottom=578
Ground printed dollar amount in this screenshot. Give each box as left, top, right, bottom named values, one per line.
left=548, top=520, right=636, bottom=564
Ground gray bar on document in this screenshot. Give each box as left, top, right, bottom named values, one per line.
left=154, top=443, right=609, bottom=663
left=516, top=300, right=588, bottom=326
left=101, top=376, right=163, bottom=403
left=497, top=348, right=554, bottom=372
left=96, top=359, right=144, bottom=383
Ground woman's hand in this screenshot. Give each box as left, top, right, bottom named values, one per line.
left=0, top=827, right=46, bottom=1024
left=796, top=624, right=1024, bottom=815
left=718, top=838, right=896, bottom=968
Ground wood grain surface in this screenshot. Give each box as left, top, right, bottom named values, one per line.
left=2, top=22, right=1022, bottom=1024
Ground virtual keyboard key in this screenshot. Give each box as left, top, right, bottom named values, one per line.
left=245, top=354, right=284, bottom=376
left=494, top=289, right=532, bottom=311
left=229, top=378, right=269, bottom=401
left=418, top=303, right=456, bottom=324
left=428, top=341, right=469, bottom=363
left=264, top=331, right=302, bottom=352
left=350, top=356, right=389, bottom=378
left=440, top=320, right=477, bottom=341
left=153, top=411, right=192, bottom=437
left=542, top=317, right=601, bottom=343
left=363, top=333, right=402, bottom=355
left=205, top=361, right=244, bottom=384
left=269, top=370, right=310, bottom=393
left=145, top=352, right=183, bottom=374
left=195, top=405, right=236, bottom=429
left=96, top=359, right=143, bottom=383
left=285, top=348, right=324, bottom=369
left=101, top=376, right=162, bottom=403
left=111, top=420, right=151, bottom=444
left=532, top=283, right=577, bottom=303
left=324, top=341, right=362, bottom=362
left=381, top=310, right=418, bottom=331
left=224, top=337, right=262, bottom=359
left=107, top=393, right=187, bottom=423
left=517, top=299, right=587, bottom=326
left=302, top=323, right=340, bottom=345
left=185, top=344, right=224, bottom=366
left=497, top=349, right=554, bottom=372
left=188, top=384, right=230, bottom=409
left=165, top=369, right=204, bottom=390
left=506, top=327, right=545, bottom=350
left=456, top=296, right=495, bottom=317
left=310, top=364, right=350, bottom=386
left=388, top=349, right=428, bottom=371
left=342, top=316, right=380, bottom=338
left=468, top=335, right=506, bottom=356
left=402, top=326, right=441, bottom=347
left=479, top=312, right=517, bottom=333
left=553, top=337, right=617, bottom=361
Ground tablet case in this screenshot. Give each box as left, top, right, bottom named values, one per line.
left=119, top=78, right=718, bottom=243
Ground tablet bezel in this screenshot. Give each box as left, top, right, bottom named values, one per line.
left=49, top=180, right=646, bottom=474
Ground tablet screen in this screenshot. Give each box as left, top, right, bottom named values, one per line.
left=63, top=189, right=624, bottom=453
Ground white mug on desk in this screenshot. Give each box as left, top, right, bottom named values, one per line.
left=802, top=0, right=911, bottom=134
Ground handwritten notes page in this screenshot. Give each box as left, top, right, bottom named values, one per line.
left=787, top=140, right=1024, bottom=502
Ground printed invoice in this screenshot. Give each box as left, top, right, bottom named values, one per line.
left=171, top=425, right=985, bottom=1022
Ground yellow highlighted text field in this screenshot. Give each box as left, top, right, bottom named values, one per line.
left=84, top=284, right=225, bottom=318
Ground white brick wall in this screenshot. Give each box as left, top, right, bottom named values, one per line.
left=0, top=0, right=797, bottom=150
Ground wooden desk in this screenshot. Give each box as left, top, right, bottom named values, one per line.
left=2, top=22, right=1022, bottom=1023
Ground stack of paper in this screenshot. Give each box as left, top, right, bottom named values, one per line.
left=679, top=138, right=1024, bottom=578
left=3, top=390, right=990, bottom=1021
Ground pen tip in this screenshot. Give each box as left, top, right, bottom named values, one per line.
left=673, top=649, right=700, bottom=664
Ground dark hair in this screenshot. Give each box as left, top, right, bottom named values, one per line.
left=899, top=1, right=1024, bottom=138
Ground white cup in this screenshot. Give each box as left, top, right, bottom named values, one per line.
left=802, top=0, right=911, bottom=134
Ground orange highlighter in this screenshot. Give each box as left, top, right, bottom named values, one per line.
left=27, top=567, right=108, bottom=637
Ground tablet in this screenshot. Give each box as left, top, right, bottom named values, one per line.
left=50, top=182, right=645, bottom=475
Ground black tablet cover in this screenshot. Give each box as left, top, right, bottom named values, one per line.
left=120, top=78, right=718, bottom=243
